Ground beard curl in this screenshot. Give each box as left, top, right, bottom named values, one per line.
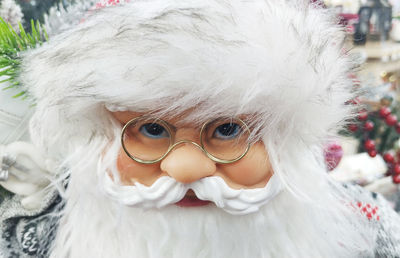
left=101, top=172, right=283, bottom=215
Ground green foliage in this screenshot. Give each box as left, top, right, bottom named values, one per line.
left=0, top=17, right=47, bottom=98
left=353, top=110, right=399, bottom=154
left=343, top=99, right=400, bottom=156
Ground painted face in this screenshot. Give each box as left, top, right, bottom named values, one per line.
left=106, top=111, right=280, bottom=214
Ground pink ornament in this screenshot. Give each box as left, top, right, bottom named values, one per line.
left=324, top=142, right=343, bottom=171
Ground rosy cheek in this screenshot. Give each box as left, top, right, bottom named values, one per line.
left=219, top=142, right=273, bottom=187
left=116, top=149, right=161, bottom=186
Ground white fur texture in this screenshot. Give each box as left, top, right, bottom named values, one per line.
left=18, top=0, right=379, bottom=257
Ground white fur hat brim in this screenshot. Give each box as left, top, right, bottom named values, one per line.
left=21, top=0, right=355, bottom=157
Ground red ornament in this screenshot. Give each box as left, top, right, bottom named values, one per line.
left=379, top=107, right=391, bottom=118
left=368, top=150, right=377, bottom=157
left=364, top=121, right=374, bottom=131
left=364, top=139, right=375, bottom=151
left=348, top=124, right=358, bottom=132
left=385, top=114, right=397, bottom=126
left=358, top=111, right=368, bottom=121
left=383, top=153, right=395, bottom=163
left=394, top=164, right=400, bottom=175
left=392, top=174, right=400, bottom=184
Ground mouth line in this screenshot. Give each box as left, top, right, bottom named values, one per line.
left=175, top=190, right=211, bottom=207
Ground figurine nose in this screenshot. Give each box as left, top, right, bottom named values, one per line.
left=160, top=143, right=216, bottom=184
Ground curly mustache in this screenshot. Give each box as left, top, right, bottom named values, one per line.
left=101, top=173, right=283, bottom=215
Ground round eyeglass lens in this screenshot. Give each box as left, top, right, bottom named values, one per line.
left=201, top=118, right=250, bottom=161
left=122, top=117, right=171, bottom=162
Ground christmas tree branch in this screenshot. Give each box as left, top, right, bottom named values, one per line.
left=0, top=17, right=47, bottom=98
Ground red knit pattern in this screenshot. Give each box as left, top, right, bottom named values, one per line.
left=357, top=202, right=380, bottom=221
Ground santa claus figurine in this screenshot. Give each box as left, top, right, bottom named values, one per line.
left=0, top=0, right=399, bottom=257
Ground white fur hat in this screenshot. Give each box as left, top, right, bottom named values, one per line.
left=21, top=0, right=354, bottom=163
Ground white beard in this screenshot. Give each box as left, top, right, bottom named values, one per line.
left=50, top=175, right=376, bottom=258
left=47, top=136, right=376, bottom=258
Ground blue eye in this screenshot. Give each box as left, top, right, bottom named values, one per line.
left=213, top=123, right=240, bottom=140
left=139, top=123, right=169, bottom=139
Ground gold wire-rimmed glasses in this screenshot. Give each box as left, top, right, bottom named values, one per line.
left=120, top=116, right=252, bottom=164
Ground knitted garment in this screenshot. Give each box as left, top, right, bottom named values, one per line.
left=0, top=188, right=60, bottom=258
left=0, top=184, right=399, bottom=258
left=372, top=193, right=400, bottom=257
left=344, top=185, right=400, bottom=257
